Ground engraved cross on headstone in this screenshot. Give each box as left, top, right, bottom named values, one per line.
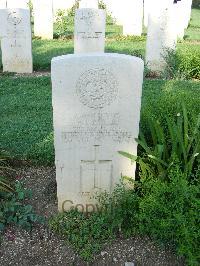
left=80, top=145, right=113, bottom=193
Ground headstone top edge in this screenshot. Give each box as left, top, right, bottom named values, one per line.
left=5, top=8, right=30, bottom=11
left=76, top=8, right=104, bottom=11
left=51, top=53, right=144, bottom=65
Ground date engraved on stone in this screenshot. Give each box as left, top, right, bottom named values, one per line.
left=76, top=68, right=118, bottom=109
left=61, top=112, right=132, bottom=143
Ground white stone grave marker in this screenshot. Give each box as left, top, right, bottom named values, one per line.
left=122, top=0, right=143, bottom=36
left=74, top=8, right=106, bottom=53
left=33, top=0, right=53, bottom=39
left=1, top=8, right=33, bottom=73
left=79, top=0, right=98, bottom=9
left=51, top=53, right=144, bottom=211
left=6, top=0, right=29, bottom=8
left=0, top=0, right=6, bottom=9
left=145, top=6, right=177, bottom=73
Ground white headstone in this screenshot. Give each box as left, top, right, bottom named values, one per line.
left=33, top=0, right=53, bottom=39
left=6, top=0, right=29, bottom=8
left=106, top=0, right=124, bottom=25
left=122, top=0, right=143, bottom=36
left=0, top=0, right=6, bottom=9
left=144, top=0, right=173, bottom=27
left=184, top=0, right=192, bottom=29
left=51, top=53, right=144, bottom=212
left=143, top=0, right=150, bottom=27
left=0, top=8, right=33, bottom=73
left=74, top=8, right=106, bottom=53
left=173, top=1, right=185, bottom=39
left=79, top=0, right=98, bottom=9
left=145, top=6, right=177, bottom=73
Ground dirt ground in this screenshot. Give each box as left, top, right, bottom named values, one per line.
left=0, top=167, right=185, bottom=266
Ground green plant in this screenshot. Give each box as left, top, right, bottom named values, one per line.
left=0, top=150, right=14, bottom=193
left=0, top=176, right=14, bottom=193
left=139, top=162, right=200, bottom=265
left=55, top=9, right=68, bottom=37
left=0, top=181, right=44, bottom=231
left=119, top=104, right=200, bottom=181
left=54, top=1, right=79, bottom=37
left=49, top=209, right=115, bottom=261
left=162, top=47, right=200, bottom=80
left=162, top=48, right=183, bottom=80
left=98, top=184, right=140, bottom=236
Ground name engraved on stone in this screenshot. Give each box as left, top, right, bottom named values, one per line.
left=80, top=145, right=113, bottom=193
left=76, top=68, right=118, bottom=109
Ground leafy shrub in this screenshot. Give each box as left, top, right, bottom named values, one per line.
left=0, top=150, right=14, bottom=193
left=192, top=0, right=200, bottom=8
left=49, top=210, right=115, bottom=261
left=139, top=162, right=200, bottom=266
left=178, top=47, right=200, bottom=79
left=98, top=184, right=141, bottom=236
left=119, top=105, right=200, bottom=181
left=54, top=1, right=79, bottom=37
left=163, top=47, right=200, bottom=80
left=0, top=181, right=44, bottom=231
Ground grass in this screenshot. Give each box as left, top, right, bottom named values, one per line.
left=0, top=77, right=199, bottom=165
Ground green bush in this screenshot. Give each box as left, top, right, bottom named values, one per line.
left=49, top=210, right=115, bottom=261
left=139, top=162, right=200, bottom=266
left=0, top=181, right=44, bottom=231
left=192, top=0, right=200, bottom=8
left=50, top=162, right=199, bottom=264
left=119, top=104, right=200, bottom=181
left=163, top=47, right=200, bottom=80
left=0, top=150, right=14, bottom=193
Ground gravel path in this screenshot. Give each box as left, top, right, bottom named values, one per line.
left=0, top=167, right=185, bottom=266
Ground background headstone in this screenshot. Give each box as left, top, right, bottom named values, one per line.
left=53, top=0, right=75, bottom=11
left=6, top=0, right=29, bottom=8
left=174, top=0, right=185, bottom=39
left=1, top=8, right=33, bottom=73
left=0, top=0, right=6, bottom=8
left=105, top=0, right=124, bottom=25
left=33, top=0, right=53, bottom=39
left=79, top=0, right=99, bottom=9
left=145, top=5, right=177, bottom=72
left=74, top=8, right=106, bottom=53
left=51, top=53, right=144, bottom=211
left=122, top=0, right=143, bottom=36
left=144, top=0, right=174, bottom=27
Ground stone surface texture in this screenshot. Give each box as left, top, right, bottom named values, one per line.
left=51, top=53, right=144, bottom=211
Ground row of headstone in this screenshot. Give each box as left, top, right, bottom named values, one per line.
left=1, top=0, right=192, bottom=41
left=0, top=8, right=32, bottom=73
left=52, top=0, right=144, bottom=211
